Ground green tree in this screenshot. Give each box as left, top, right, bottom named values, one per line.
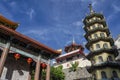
left=50, top=66, right=65, bottom=80
left=31, top=65, right=65, bottom=80
left=41, top=65, right=65, bottom=80
left=70, top=61, right=79, bottom=72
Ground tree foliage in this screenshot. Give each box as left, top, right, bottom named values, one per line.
left=41, top=65, right=65, bottom=80
left=70, top=61, right=79, bottom=72
left=50, top=66, right=65, bottom=80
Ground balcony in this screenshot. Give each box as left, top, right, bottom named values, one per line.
left=83, top=13, right=104, bottom=25
left=84, top=27, right=110, bottom=38
left=85, top=19, right=107, bottom=27
left=87, top=61, right=120, bottom=73
left=86, top=47, right=118, bottom=59
left=86, top=36, right=114, bottom=49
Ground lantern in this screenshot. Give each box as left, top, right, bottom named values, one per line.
left=14, top=53, right=20, bottom=60
left=27, top=58, right=33, bottom=64
left=41, top=63, right=47, bottom=69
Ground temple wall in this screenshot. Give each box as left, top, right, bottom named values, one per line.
left=0, top=54, right=30, bottom=80
left=54, top=57, right=91, bottom=69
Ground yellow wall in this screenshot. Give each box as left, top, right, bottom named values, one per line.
left=91, top=52, right=115, bottom=63
left=94, top=68, right=120, bottom=79
left=91, top=31, right=107, bottom=38
left=93, top=41, right=111, bottom=50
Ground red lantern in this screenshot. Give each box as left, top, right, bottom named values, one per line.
left=41, top=63, right=47, bottom=69
left=14, top=53, right=20, bottom=60
left=27, top=58, right=33, bottom=64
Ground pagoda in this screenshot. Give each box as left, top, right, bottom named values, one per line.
left=83, top=4, right=120, bottom=80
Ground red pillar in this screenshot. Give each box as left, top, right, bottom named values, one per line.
left=46, top=60, right=50, bottom=80
left=34, top=55, right=41, bottom=80
left=0, top=40, right=11, bottom=77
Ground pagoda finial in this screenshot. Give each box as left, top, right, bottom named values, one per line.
left=88, top=4, right=94, bottom=14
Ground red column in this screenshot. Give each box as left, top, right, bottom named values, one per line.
left=34, top=55, right=41, bottom=80
left=0, top=40, right=11, bottom=77
left=46, top=60, right=50, bottom=80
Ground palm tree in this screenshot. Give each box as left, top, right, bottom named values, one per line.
left=70, top=61, right=79, bottom=72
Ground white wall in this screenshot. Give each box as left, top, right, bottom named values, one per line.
left=54, top=57, right=91, bottom=69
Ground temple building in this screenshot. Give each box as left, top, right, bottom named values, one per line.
left=115, top=35, right=120, bottom=61
left=54, top=41, right=92, bottom=80
left=0, top=14, right=61, bottom=80
left=83, top=4, right=120, bottom=80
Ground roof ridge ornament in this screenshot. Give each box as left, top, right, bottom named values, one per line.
left=72, top=36, right=75, bottom=44
left=88, top=4, right=94, bottom=14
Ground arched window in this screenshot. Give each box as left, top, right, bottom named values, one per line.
left=107, top=56, right=113, bottom=61
left=92, top=25, right=96, bottom=29
left=94, top=34, right=98, bottom=39
left=93, top=74, right=96, bottom=80
left=98, top=56, right=103, bottom=62
left=103, top=43, right=108, bottom=48
left=112, top=71, right=118, bottom=78
left=91, top=59, right=95, bottom=64
left=101, top=71, right=107, bottom=79
left=100, top=33, right=105, bottom=38
left=98, top=24, right=101, bottom=28
left=96, top=44, right=100, bottom=50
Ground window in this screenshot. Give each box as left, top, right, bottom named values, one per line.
left=92, top=26, right=96, bottom=29
left=112, top=71, right=118, bottom=78
left=103, top=43, right=108, bottom=48
left=93, top=74, right=96, bottom=80
left=96, top=44, right=100, bottom=49
left=94, top=34, right=98, bottom=39
left=91, top=59, right=95, bottom=64
left=67, top=64, right=69, bottom=67
left=100, top=33, right=105, bottom=38
left=107, top=56, right=113, bottom=61
left=98, top=24, right=101, bottom=28
left=66, top=57, right=73, bottom=61
left=101, top=71, right=107, bottom=79
left=98, top=56, right=103, bottom=62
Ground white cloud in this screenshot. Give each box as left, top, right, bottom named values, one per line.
left=113, top=4, right=120, bottom=13
left=27, top=8, right=35, bottom=20
left=72, top=21, right=82, bottom=26
left=23, top=29, right=48, bottom=36
left=9, top=1, right=16, bottom=7
left=107, top=4, right=120, bottom=21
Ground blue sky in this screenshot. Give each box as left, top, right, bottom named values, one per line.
left=0, top=0, right=120, bottom=54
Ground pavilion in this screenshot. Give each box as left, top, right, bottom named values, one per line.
left=0, top=14, right=61, bottom=80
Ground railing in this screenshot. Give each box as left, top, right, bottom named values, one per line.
left=87, top=19, right=105, bottom=24
left=87, top=27, right=108, bottom=33
left=86, top=36, right=113, bottom=48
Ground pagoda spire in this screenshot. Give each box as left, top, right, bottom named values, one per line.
left=88, top=4, right=94, bottom=14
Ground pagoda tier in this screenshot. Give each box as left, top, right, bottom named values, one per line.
left=87, top=61, right=120, bottom=73
left=84, top=27, right=110, bottom=40
left=86, top=36, right=114, bottom=50
left=83, top=13, right=104, bottom=25
left=84, top=18, right=107, bottom=28
left=0, top=14, right=19, bottom=30
left=86, top=47, right=118, bottom=60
